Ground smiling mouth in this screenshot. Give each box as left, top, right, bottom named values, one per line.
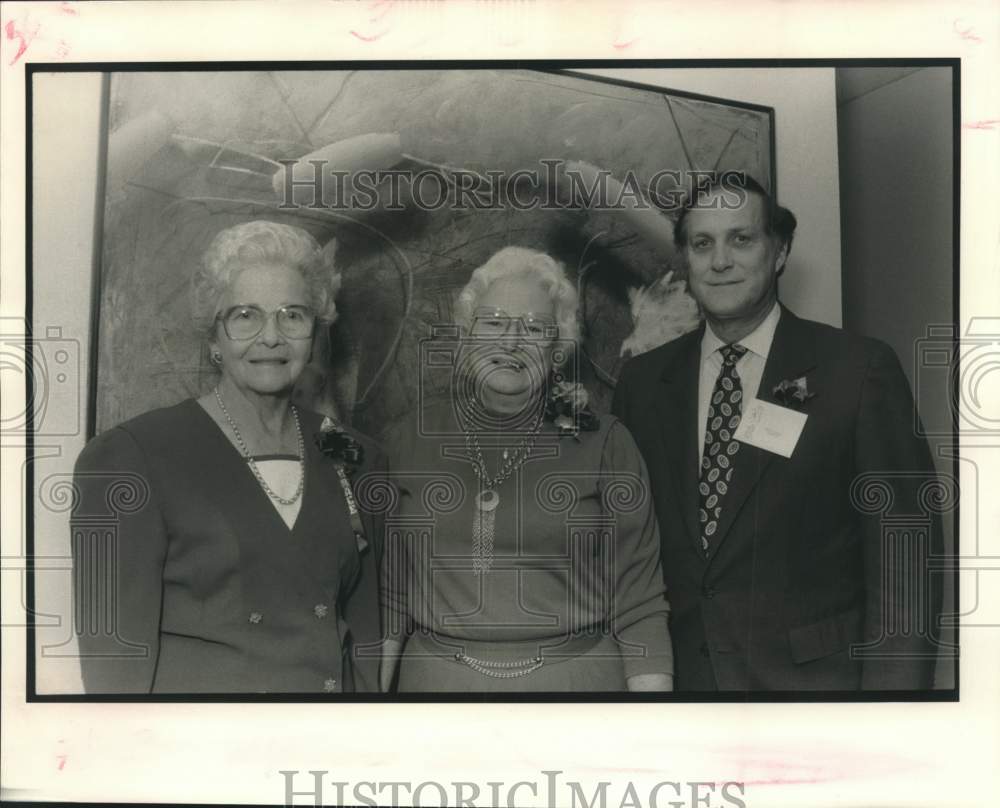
left=249, top=358, right=289, bottom=365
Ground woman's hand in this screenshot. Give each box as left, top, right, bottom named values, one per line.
left=626, top=672, right=673, bottom=692
left=379, top=638, right=405, bottom=692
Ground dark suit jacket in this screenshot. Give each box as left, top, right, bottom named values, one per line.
left=71, top=400, right=386, bottom=693
left=613, top=306, right=944, bottom=691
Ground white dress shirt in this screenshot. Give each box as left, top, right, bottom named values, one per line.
left=698, top=302, right=782, bottom=463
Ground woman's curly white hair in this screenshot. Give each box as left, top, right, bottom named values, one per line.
left=454, top=246, right=580, bottom=354
left=191, top=220, right=341, bottom=338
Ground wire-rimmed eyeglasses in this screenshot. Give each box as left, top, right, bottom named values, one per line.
left=469, top=307, right=559, bottom=341
left=216, top=304, right=317, bottom=341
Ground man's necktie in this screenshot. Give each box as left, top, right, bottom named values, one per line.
left=699, top=343, right=748, bottom=555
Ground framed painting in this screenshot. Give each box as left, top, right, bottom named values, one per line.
left=90, top=66, right=774, bottom=448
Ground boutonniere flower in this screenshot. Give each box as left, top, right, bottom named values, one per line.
left=315, top=415, right=365, bottom=473
left=772, top=376, right=816, bottom=408
left=545, top=381, right=601, bottom=439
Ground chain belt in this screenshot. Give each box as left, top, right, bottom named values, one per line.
left=454, top=651, right=545, bottom=679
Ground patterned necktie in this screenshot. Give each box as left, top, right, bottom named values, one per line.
left=699, top=343, right=748, bottom=554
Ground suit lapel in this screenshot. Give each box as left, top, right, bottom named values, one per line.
left=705, top=306, right=819, bottom=565
left=655, top=326, right=706, bottom=557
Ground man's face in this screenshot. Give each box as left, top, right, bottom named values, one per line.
left=684, top=190, right=788, bottom=328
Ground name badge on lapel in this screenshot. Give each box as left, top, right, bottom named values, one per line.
left=734, top=398, right=807, bottom=458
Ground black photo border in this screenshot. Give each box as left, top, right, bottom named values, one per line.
left=24, top=57, right=960, bottom=706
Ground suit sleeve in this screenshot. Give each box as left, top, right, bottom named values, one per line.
left=71, top=426, right=167, bottom=693
left=855, top=341, right=943, bottom=690
left=600, top=419, right=674, bottom=679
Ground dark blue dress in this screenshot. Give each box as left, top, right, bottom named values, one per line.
left=71, top=399, right=384, bottom=693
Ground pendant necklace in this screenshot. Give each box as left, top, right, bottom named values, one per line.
left=465, top=417, right=542, bottom=574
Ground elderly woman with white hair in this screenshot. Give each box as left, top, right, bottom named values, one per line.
left=380, top=246, right=673, bottom=692
left=71, top=220, right=385, bottom=693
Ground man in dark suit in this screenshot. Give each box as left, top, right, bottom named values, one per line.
left=613, top=173, right=943, bottom=691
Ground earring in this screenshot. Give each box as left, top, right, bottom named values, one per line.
left=210, top=350, right=222, bottom=366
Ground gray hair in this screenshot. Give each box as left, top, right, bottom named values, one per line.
left=191, top=220, right=341, bottom=338
left=454, top=246, right=580, bottom=347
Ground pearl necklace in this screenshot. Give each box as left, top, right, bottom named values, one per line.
left=214, top=388, right=305, bottom=506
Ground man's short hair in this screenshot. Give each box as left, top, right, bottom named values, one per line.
left=673, top=171, right=798, bottom=254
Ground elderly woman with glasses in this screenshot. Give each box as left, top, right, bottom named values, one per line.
left=380, top=246, right=673, bottom=692
left=71, top=220, right=385, bottom=694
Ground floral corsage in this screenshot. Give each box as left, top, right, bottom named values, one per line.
left=315, top=415, right=369, bottom=554
left=545, top=380, right=601, bottom=439
left=315, top=415, right=365, bottom=474
left=772, top=375, right=816, bottom=408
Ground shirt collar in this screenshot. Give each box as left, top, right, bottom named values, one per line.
left=701, top=301, right=782, bottom=362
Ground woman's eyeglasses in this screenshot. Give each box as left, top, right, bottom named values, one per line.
left=216, top=305, right=316, bottom=341
left=470, top=308, right=558, bottom=340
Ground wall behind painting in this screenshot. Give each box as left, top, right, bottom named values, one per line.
left=837, top=66, right=953, bottom=468
left=837, top=66, right=955, bottom=690
left=31, top=72, right=104, bottom=693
